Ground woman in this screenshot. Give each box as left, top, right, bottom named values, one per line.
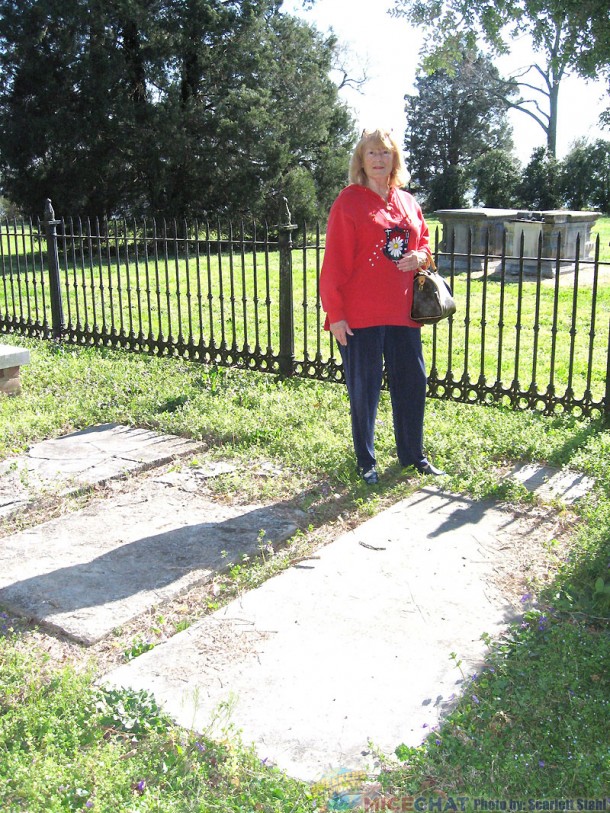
left=320, top=128, right=445, bottom=485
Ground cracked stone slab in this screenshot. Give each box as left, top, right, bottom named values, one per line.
left=0, top=423, right=205, bottom=519
left=102, top=487, right=538, bottom=782
left=0, top=477, right=305, bottom=644
left=509, top=463, right=594, bottom=504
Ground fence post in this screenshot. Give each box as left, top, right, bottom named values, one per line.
left=43, top=199, right=65, bottom=339
left=277, top=196, right=297, bottom=376
left=605, top=316, right=610, bottom=426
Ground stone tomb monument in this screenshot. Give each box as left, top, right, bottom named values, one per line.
left=434, top=208, right=600, bottom=277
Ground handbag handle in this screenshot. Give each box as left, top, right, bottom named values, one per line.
left=420, top=253, right=437, bottom=272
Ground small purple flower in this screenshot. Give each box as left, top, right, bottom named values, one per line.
left=472, top=695, right=480, bottom=704
left=539, top=760, right=545, bottom=768
left=436, top=739, right=441, bottom=745
left=194, top=741, right=206, bottom=753
left=422, top=723, right=429, bottom=728
left=521, top=593, right=532, bottom=604
left=85, top=803, right=94, bottom=810
left=133, top=780, right=146, bottom=796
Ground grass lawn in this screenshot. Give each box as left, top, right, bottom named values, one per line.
left=0, top=335, right=608, bottom=811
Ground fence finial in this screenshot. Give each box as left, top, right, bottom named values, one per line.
left=280, top=196, right=292, bottom=227
left=44, top=199, right=55, bottom=222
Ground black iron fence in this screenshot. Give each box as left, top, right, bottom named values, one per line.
left=1, top=199, right=609, bottom=423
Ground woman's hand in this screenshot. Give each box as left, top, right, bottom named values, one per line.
left=396, top=250, right=429, bottom=273
left=329, top=319, right=353, bottom=346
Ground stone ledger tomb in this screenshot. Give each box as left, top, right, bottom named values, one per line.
left=435, top=208, right=600, bottom=277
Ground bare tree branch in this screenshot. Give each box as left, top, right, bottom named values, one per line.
left=331, top=41, right=369, bottom=93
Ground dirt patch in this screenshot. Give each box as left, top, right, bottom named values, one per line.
left=489, top=503, right=576, bottom=604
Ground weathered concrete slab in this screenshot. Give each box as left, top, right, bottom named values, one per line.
left=0, top=423, right=205, bottom=519
left=103, top=488, right=536, bottom=782
left=0, top=474, right=304, bottom=644
left=510, top=463, right=594, bottom=504
left=0, top=343, right=31, bottom=368
left=0, top=344, right=30, bottom=395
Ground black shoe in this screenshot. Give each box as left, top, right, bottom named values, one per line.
left=413, top=461, right=446, bottom=476
left=358, top=465, right=379, bottom=485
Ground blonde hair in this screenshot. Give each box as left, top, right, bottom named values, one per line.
left=349, top=128, right=410, bottom=188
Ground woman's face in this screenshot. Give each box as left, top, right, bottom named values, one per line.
left=362, top=142, right=394, bottom=184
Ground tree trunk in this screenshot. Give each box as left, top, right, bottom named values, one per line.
left=547, top=80, right=559, bottom=157
left=120, top=18, right=146, bottom=108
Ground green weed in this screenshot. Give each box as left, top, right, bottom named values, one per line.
left=0, top=638, right=320, bottom=812
left=123, top=637, right=156, bottom=662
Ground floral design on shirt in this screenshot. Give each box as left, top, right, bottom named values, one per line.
left=383, top=225, right=410, bottom=262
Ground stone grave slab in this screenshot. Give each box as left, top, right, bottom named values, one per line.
left=0, top=474, right=304, bottom=644
left=102, top=487, right=543, bottom=782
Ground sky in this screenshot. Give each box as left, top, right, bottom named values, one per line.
left=282, top=0, right=609, bottom=164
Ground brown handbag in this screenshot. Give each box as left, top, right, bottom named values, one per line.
left=411, top=255, right=456, bottom=325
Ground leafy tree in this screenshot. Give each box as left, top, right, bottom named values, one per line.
left=141, top=0, right=286, bottom=217
left=471, top=149, right=522, bottom=208
left=391, top=0, right=610, bottom=157
left=558, top=138, right=610, bottom=212
left=517, top=147, right=561, bottom=210
left=404, top=48, right=516, bottom=210
left=0, top=193, right=21, bottom=219
left=211, top=12, right=355, bottom=223
left=0, top=0, right=168, bottom=217
left=560, top=0, right=610, bottom=79
left=0, top=0, right=355, bottom=219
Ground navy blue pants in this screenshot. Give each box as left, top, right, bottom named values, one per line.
left=338, top=326, right=428, bottom=472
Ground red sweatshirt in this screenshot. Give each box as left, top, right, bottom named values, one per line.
left=319, top=184, right=431, bottom=330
